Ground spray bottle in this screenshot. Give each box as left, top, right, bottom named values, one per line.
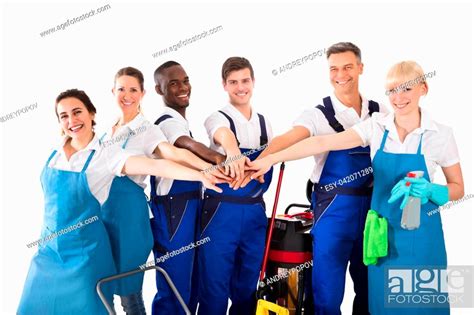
left=400, top=171, right=424, bottom=230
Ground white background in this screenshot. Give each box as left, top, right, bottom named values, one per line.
left=1, top=1, right=473, bottom=314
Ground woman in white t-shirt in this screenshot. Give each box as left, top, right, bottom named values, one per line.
left=17, top=89, right=221, bottom=315
left=248, top=61, right=464, bottom=315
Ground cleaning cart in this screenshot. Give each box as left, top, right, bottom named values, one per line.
left=256, top=163, right=314, bottom=315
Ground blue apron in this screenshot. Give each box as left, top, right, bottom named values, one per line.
left=310, top=96, right=379, bottom=314
left=149, top=114, right=201, bottom=315
left=18, top=150, right=116, bottom=315
left=198, top=111, right=273, bottom=315
left=101, top=133, right=153, bottom=296
left=368, top=129, right=449, bottom=315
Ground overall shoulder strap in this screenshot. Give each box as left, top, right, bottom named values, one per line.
left=99, top=132, right=107, bottom=146
left=45, top=150, right=58, bottom=167
left=156, top=114, right=193, bottom=138
left=417, top=133, right=424, bottom=155
left=81, top=150, right=96, bottom=173
left=257, top=113, right=268, bottom=146
left=316, top=96, right=345, bottom=133
left=380, top=129, right=389, bottom=150
left=150, top=114, right=166, bottom=195
left=218, top=110, right=240, bottom=146
left=154, top=114, right=173, bottom=125
left=368, top=100, right=380, bottom=116
left=150, top=176, right=157, bottom=198
left=121, top=136, right=130, bottom=149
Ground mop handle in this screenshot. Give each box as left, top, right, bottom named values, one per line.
left=259, top=162, right=285, bottom=281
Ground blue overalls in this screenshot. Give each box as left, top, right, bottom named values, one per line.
left=368, top=130, right=448, bottom=314
left=198, top=111, right=273, bottom=315
left=149, top=114, right=202, bottom=315
left=101, top=133, right=153, bottom=313
left=310, top=96, right=379, bottom=315
left=18, top=150, right=116, bottom=315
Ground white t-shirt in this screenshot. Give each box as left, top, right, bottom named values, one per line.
left=47, top=135, right=132, bottom=205
left=101, top=113, right=168, bottom=189
left=205, top=103, right=273, bottom=154
left=293, top=93, right=388, bottom=183
left=352, top=108, right=460, bottom=181
left=154, top=107, right=193, bottom=196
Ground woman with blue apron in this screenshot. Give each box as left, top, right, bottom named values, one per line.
left=247, top=61, right=464, bottom=314
left=17, top=89, right=121, bottom=315
left=100, top=133, right=154, bottom=314
left=103, top=67, right=223, bottom=314
left=18, top=88, right=222, bottom=315
left=367, top=128, right=449, bottom=314
left=18, top=148, right=117, bottom=315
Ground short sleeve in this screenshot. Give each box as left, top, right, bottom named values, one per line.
left=352, top=117, right=374, bottom=147
left=159, top=118, right=190, bottom=145
left=204, top=112, right=230, bottom=144
left=437, top=128, right=460, bottom=167
left=143, top=124, right=168, bottom=157
left=292, top=108, right=317, bottom=136
left=103, top=145, right=134, bottom=176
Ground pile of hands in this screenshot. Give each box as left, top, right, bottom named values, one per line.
left=202, top=152, right=273, bottom=192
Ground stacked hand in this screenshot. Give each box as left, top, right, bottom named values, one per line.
left=207, top=153, right=274, bottom=190
left=246, top=156, right=274, bottom=180
left=200, top=172, right=223, bottom=193
left=229, top=158, right=265, bottom=190
left=221, top=148, right=246, bottom=181
left=206, top=166, right=233, bottom=183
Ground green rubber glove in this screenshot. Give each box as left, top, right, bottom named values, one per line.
left=388, top=179, right=411, bottom=209
left=405, top=177, right=449, bottom=206
left=363, top=210, right=388, bottom=266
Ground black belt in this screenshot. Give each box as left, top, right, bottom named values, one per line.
left=204, top=193, right=263, bottom=204
left=152, top=190, right=200, bottom=204
left=314, top=183, right=373, bottom=196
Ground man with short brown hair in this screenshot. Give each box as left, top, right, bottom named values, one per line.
left=197, top=57, right=273, bottom=315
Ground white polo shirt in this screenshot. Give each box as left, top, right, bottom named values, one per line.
left=352, top=108, right=460, bottom=181
left=293, top=93, right=388, bottom=183
left=101, top=113, right=168, bottom=189
left=154, top=107, right=193, bottom=196
left=47, top=135, right=132, bottom=205
left=205, top=103, right=273, bottom=154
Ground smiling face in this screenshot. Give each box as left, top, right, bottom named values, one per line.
left=112, top=75, right=145, bottom=116
left=223, top=68, right=254, bottom=107
left=386, top=78, right=427, bottom=116
left=57, top=97, right=95, bottom=140
left=328, top=51, right=363, bottom=95
left=156, top=65, right=191, bottom=108
left=385, top=61, right=428, bottom=116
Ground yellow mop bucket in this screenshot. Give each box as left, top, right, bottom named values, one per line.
left=256, top=299, right=289, bottom=315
